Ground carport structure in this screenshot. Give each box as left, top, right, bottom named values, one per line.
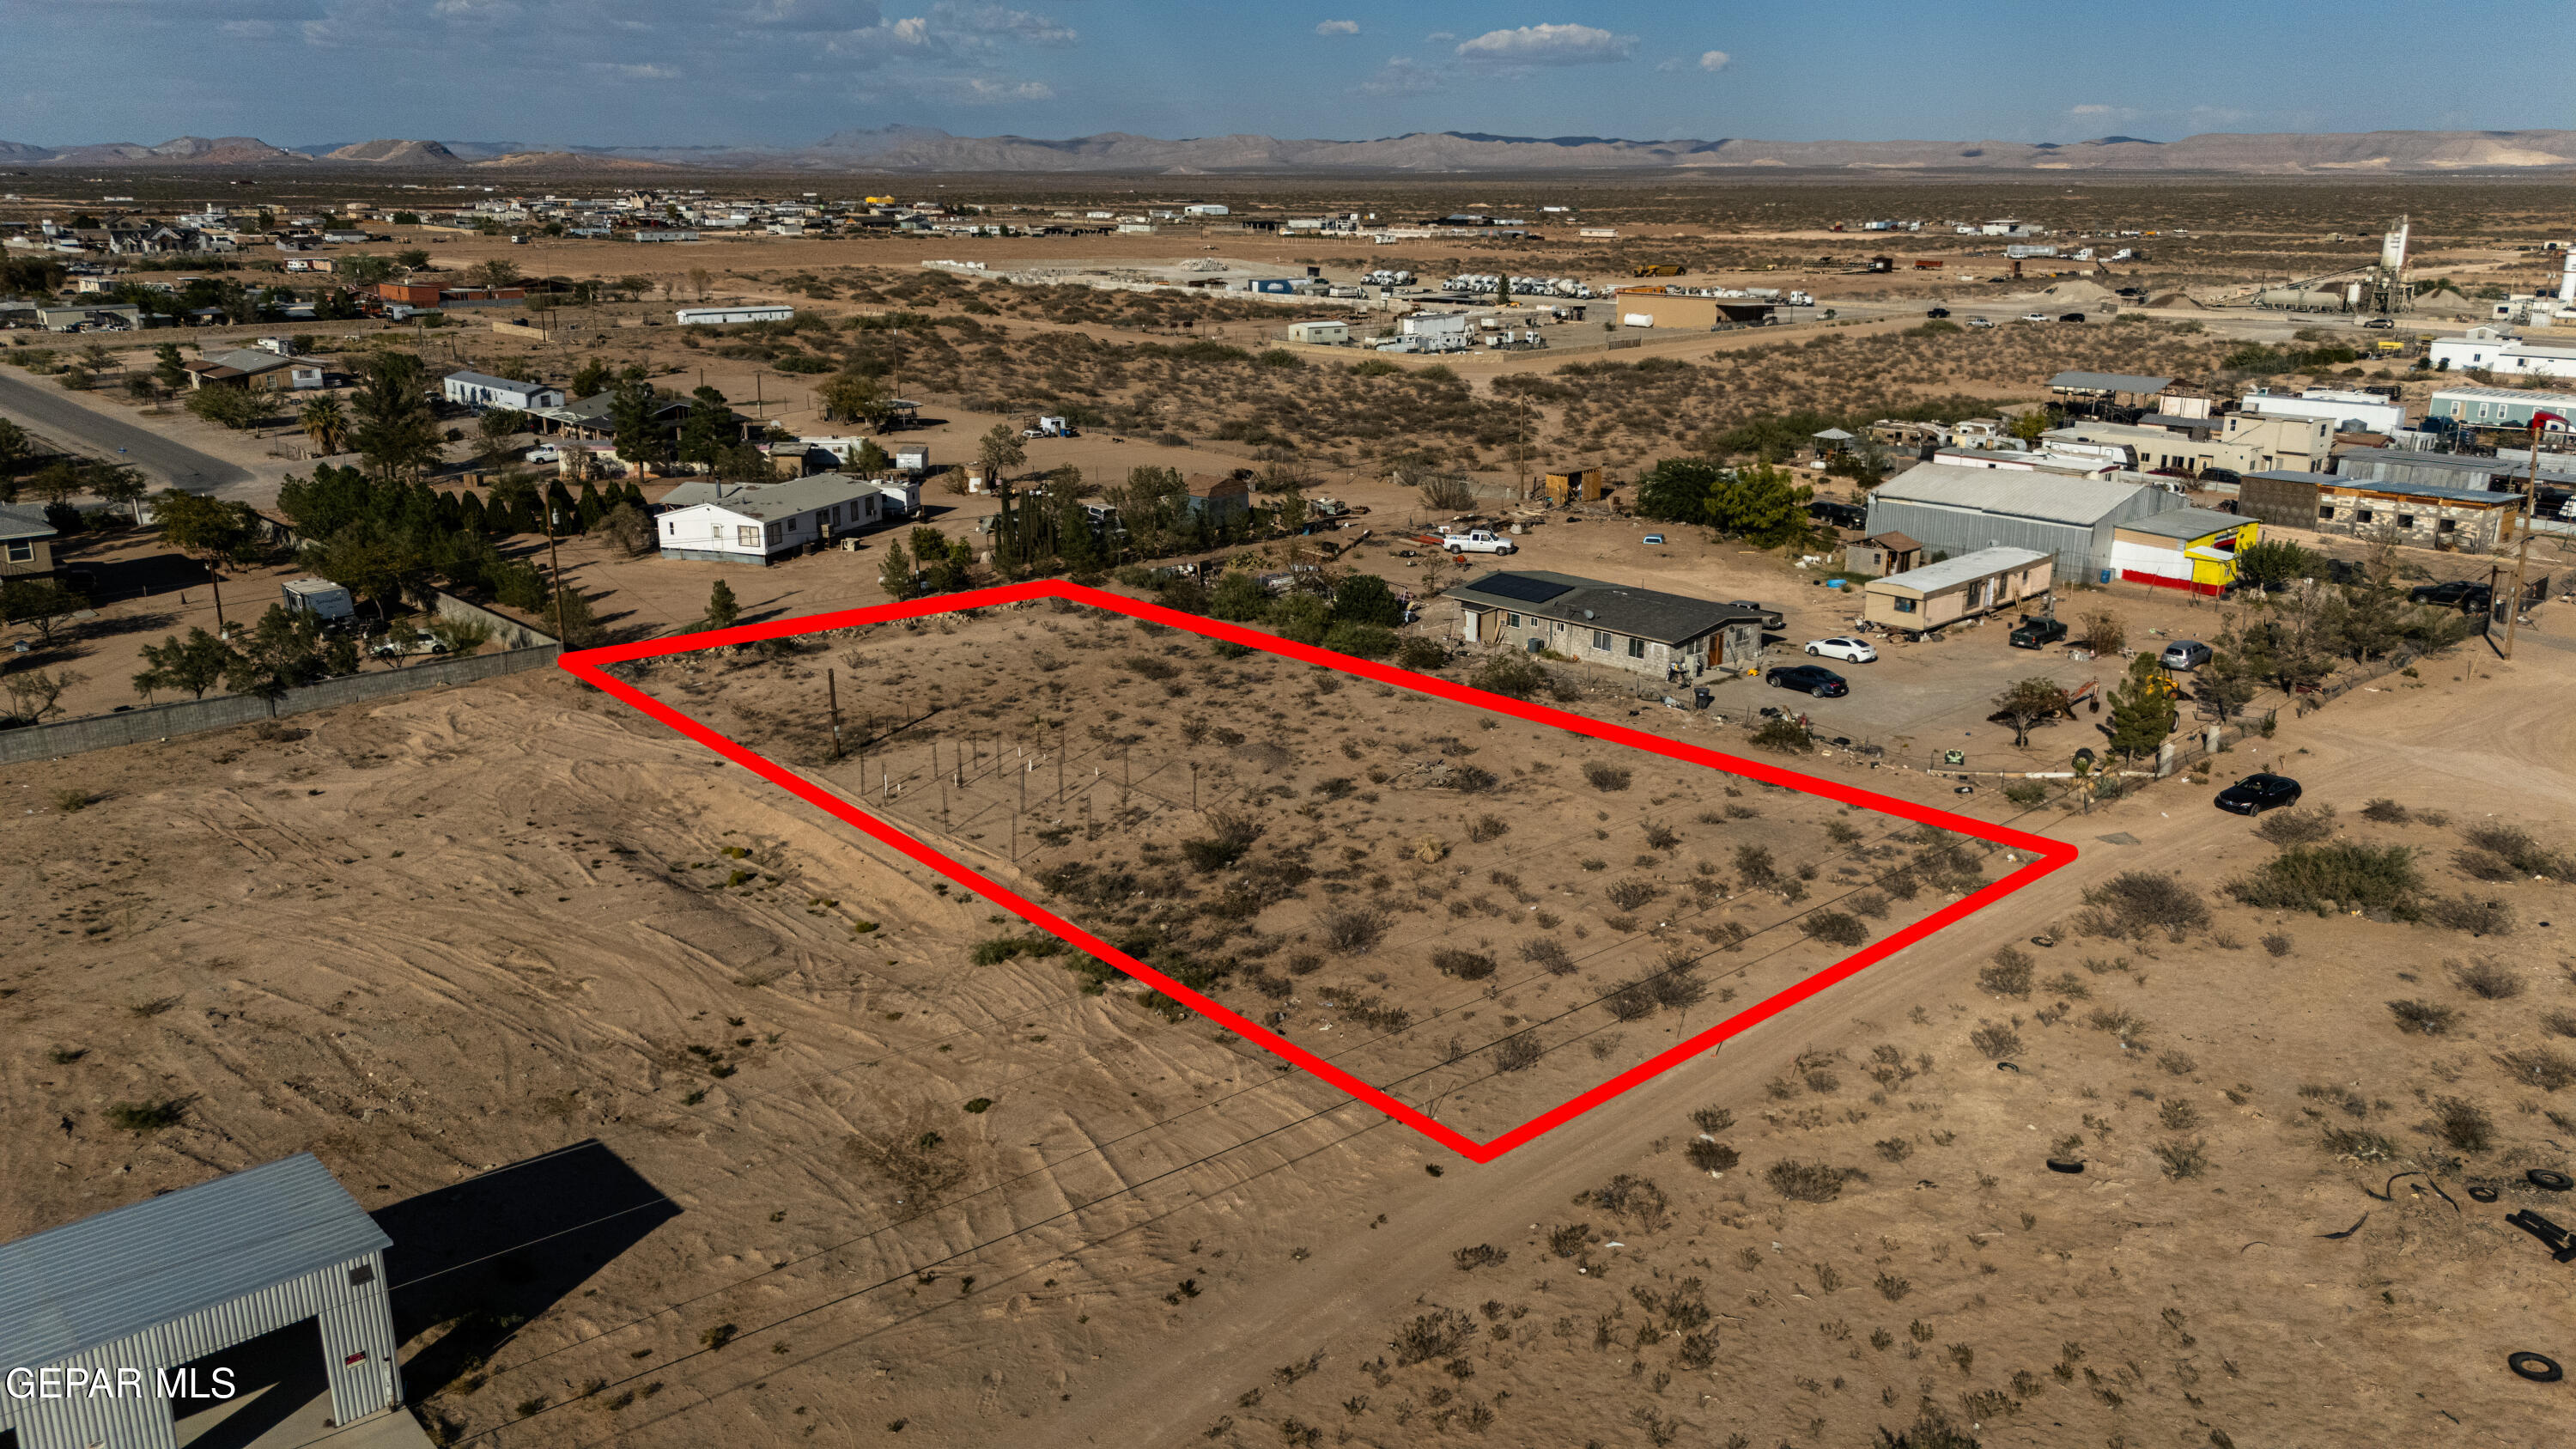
left=0, top=1154, right=403, bottom=1449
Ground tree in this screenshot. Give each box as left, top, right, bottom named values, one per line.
left=976, top=423, right=1027, bottom=484
left=298, top=394, right=349, bottom=456
left=338, top=253, right=395, bottom=286
left=2230, top=539, right=2318, bottom=595
left=598, top=501, right=652, bottom=557
left=133, top=629, right=240, bottom=701
left=475, top=409, right=527, bottom=470
left=1990, top=676, right=2073, bottom=748
left=2008, top=409, right=2052, bottom=443
left=88, top=464, right=149, bottom=522
left=0, top=417, right=27, bottom=483
left=1210, top=569, right=1271, bottom=622
left=610, top=377, right=666, bottom=479
left=0, top=668, right=82, bottom=724
left=1273, top=593, right=1331, bottom=645
left=1634, top=456, right=1720, bottom=524
left=0, top=578, right=83, bottom=644
left=1707, top=464, right=1813, bottom=548
left=156, top=490, right=264, bottom=628
left=2103, top=653, right=2177, bottom=761
left=570, top=356, right=613, bottom=399
left=1332, top=572, right=1405, bottom=628
left=392, top=247, right=431, bottom=271
left=687, top=266, right=712, bottom=301
left=185, top=385, right=266, bottom=430
left=852, top=438, right=892, bottom=474
left=551, top=585, right=604, bottom=648
left=677, top=384, right=732, bottom=468
left=2196, top=641, right=2260, bottom=726
left=877, top=537, right=914, bottom=600
left=152, top=342, right=189, bottom=393
left=471, top=259, right=522, bottom=290
left=349, top=352, right=442, bottom=483
left=703, top=578, right=740, bottom=631
left=224, top=605, right=327, bottom=699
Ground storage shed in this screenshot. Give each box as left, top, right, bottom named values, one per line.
left=1862, top=462, right=2182, bottom=581
left=2109, top=508, right=2257, bottom=595
left=1285, top=320, right=1350, bottom=345
left=1862, top=547, right=2051, bottom=633
left=0, top=1154, right=404, bottom=1449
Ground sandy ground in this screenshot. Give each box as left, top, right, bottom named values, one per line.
left=1, top=601, right=2571, bottom=1446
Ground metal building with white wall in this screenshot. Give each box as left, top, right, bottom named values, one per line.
left=0, top=1154, right=404, bottom=1449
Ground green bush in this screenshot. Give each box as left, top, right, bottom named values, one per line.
left=1321, top=621, right=1397, bottom=659
left=1469, top=652, right=1549, bottom=699
left=1394, top=636, right=1447, bottom=670
left=2228, top=843, right=2419, bottom=915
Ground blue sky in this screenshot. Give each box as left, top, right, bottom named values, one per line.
left=2, top=0, right=2565, bottom=148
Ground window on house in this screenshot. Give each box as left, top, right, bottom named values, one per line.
left=2396, top=514, right=2414, bottom=529
left=2354, top=509, right=2373, bottom=525
left=766, top=524, right=783, bottom=543
left=2318, top=506, right=2336, bottom=520
left=737, top=525, right=759, bottom=546
left=1591, top=630, right=1611, bottom=651
left=1626, top=636, right=1645, bottom=659
left=1893, top=598, right=1917, bottom=613
left=4, top=540, right=29, bottom=563
left=1505, top=612, right=1521, bottom=628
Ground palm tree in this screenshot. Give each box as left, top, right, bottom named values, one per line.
left=299, top=395, right=349, bottom=456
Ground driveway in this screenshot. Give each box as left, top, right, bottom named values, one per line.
left=0, top=368, right=255, bottom=494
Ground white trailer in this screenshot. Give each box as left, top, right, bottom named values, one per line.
left=281, top=578, right=355, bottom=620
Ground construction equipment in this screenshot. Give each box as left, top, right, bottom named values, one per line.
left=1631, top=264, right=1686, bottom=277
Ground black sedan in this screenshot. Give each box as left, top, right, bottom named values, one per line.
left=1925, top=307, right=1951, bottom=319
left=1766, top=665, right=1849, bottom=698
left=2215, top=773, right=2302, bottom=816
left=2409, top=580, right=2493, bottom=612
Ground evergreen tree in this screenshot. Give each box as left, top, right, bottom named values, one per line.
left=704, top=579, right=740, bottom=630
left=1210, top=569, right=1271, bottom=622
left=544, top=479, right=576, bottom=534
left=349, top=352, right=442, bottom=484
left=575, top=480, right=605, bottom=533
left=571, top=356, right=612, bottom=399
left=1332, top=572, right=1405, bottom=628
left=1633, top=457, right=1719, bottom=524
left=877, top=538, right=914, bottom=600
left=1707, top=464, right=1814, bottom=548
left=677, top=385, right=732, bottom=468
left=1052, top=490, right=1101, bottom=576
left=2104, top=653, right=2177, bottom=761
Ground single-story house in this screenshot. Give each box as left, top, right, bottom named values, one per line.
left=1452, top=570, right=1765, bottom=680
left=1862, top=547, right=2052, bottom=633
left=655, top=476, right=888, bottom=564
left=1609, top=290, right=1775, bottom=329
left=2424, top=385, right=2576, bottom=435
left=1863, top=462, right=2184, bottom=582
left=2428, top=326, right=2576, bottom=379
left=2240, top=387, right=2407, bottom=436
left=1184, top=472, right=1252, bottom=527
left=2044, top=369, right=2172, bottom=415
left=441, top=370, right=565, bottom=411
left=2109, top=508, right=2257, bottom=595
left=1844, top=530, right=1923, bottom=577
left=0, top=503, right=60, bottom=578
left=526, top=388, right=695, bottom=441
left=1285, top=320, right=1351, bottom=346
left=1931, top=445, right=2122, bottom=478
left=675, top=305, right=796, bottom=326
left=181, top=347, right=322, bottom=392
left=2240, top=470, right=2522, bottom=551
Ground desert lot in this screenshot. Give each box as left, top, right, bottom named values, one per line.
left=3, top=595, right=2573, bottom=1446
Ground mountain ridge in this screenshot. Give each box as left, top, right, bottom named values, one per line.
left=6, top=127, right=2575, bottom=174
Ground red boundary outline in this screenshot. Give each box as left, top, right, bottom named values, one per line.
left=560, top=580, right=2076, bottom=1163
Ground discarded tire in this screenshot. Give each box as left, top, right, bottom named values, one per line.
left=1996, top=1061, right=2021, bottom=1073
left=2045, top=1158, right=2086, bottom=1174
left=2508, top=1351, right=2563, bottom=1383
left=2470, top=1185, right=2501, bottom=1203
left=2530, top=1170, right=2574, bottom=1193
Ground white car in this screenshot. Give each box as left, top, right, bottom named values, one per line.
left=2020, top=313, right=2050, bottom=323
left=1805, top=636, right=1878, bottom=663
left=1964, top=316, right=1995, bottom=328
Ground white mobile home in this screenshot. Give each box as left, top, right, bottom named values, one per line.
left=655, top=476, right=885, bottom=564
left=440, top=370, right=566, bottom=411
left=674, top=305, right=796, bottom=326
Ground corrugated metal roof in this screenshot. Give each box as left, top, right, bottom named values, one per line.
left=2046, top=370, right=2172, bottom=394
left=1452, top=570, right=1762, bottom=643
left=1868, top=546, right=2048, bottom=595
left=2116, top=507, right=2247, bottom=542
left=1870, top=463, right=2157, bottom=527
left=443, top=369, right=549, bottom=393
left=0, top=1154, right=388, bottom=1366
left=658, top=474, right=883, bottom=519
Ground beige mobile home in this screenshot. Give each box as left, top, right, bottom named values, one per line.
left=1862, top=546, right=2052, bottom=634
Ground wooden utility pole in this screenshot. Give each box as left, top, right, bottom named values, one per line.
left=826, top=669, right=844, bottom=759
left=2500, top=411, right=2563, bottom=660
left=544, top=499, right=568, bottom=643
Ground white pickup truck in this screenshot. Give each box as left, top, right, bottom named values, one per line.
left=1441, top=529, right=1517, bottom=556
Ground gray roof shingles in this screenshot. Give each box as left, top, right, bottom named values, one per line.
left=1451, top=570, right=1762, bottom=644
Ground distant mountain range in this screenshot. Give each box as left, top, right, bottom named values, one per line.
left=5, top=127, right=2576, bottom=174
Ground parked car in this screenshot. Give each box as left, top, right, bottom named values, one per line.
left=1807, top=500, right=1868, bottom=530
left=2199, top=466, right=2242, bottom=486
left=2214, top=773, right=2302, bottom=816
left=1441, top=529, right=1516, bottom=556
left=1925, top=307, right=1951, bottom=319
left=1805, top=637, right=1877, bottom=663
left=1766, top=664, right=1848, bottom=697
left=2008, top=617, right=2069, bottom=649
left=1728, top=600, right=1785, bottom=630
left=2146, top=467, right=2189, bottom=479
left=1965, top=316, right=1995, bottom=328
left=2409, top=579, right=2493, bottom=611
left=2360, top=317, right=2396, bottom=329
left=2058, top=312, right=2087, bottom=323
left=2160, top=639, right=2212, bottom=670
left=2020, top=313, right=2050, bottom=323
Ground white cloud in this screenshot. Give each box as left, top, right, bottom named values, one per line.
left=736, top=0, right=880, bottom=28
left=1455, top=22, right=1633, bottom=67
left=1655, top=48, right=1728, bottom=73
left=1424, top=29, right=1454, bottom=41
left=219, top=17, right=276, bottom=35
left=1350, top=56, right=1443, bottom=96
left=591, top=61, right=681, bottom=78
left=2069, top=103, right=2114, bottom=116
left=1315, top=18, right=1357, bottom=35
left=933, top=0, right=1076, bottom=47
left=953, top=76, right=1053, bottom=101
left=1697, top=48, right=1728, bottom=72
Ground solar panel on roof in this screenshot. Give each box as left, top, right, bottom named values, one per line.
left=1475, top=575, right=1571, bottom=605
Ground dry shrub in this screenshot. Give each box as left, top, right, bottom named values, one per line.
left=2360, top=798, right=2410, bottom=824
left=1582, top=1173, right=1672, bottom=1232
left=1393, top=1308, right=1475, bottom=1366
left=2260, top=931, right=2294, bottom=958
left=843, top=1123, right=967, bottom=1205
left=1431, top=947, right=1496, bottom=980
left=1734, top=843, right=1780, bottom=887
left=2421, top=893, right=2514, bottom=935
left=1493, top=1032, right=1545, bottom=1072
left=1764, top=1160, right=1852, bottom=1202
left=2151, top=1138, right=2209, bottom=1179
left=2386, top=999, right=2458, bottom=1035
left=1691, top=1104, right=1735, bottom=1133
left=2158, top=1099, right=2201, bottom=1130
left=2432, top=1096, right=2493, bottom=1153
left=1178, top=810, right=1263, bottom=872
left=2085, top=1007, right=2151, bottom=1043
left=1685, top=1139, right=1740, bottom=1173
left=1648, top=965, right=1708, bottom=1011
left=2460, top=821, right=2573, bottom=878
left=1978, top=947, right=2034, bottom=997
left=1583, top=761, right=1633, bottom=792
left=2078, top=609, right=2126, bottom=654
left=1606, top=878, right=1664, bottom=912
left=2077, top=871, right=2210, bottom=940
left=2451, top=958, right=2523, bottom=1000
left=1452, top=1243, right=1509, bottom=1271
left=2155, top=1049, right=2196, bottom=1075
left=1801, top=910, right=1868, bottom=947
left=1748, top=717, right=1814, bottom=753
left=2453, top=848, right=2518, bottom=883
left=2541, top=1009, right=2576, bottom=1039
left=1469, top=653, right=1549, bottom=699
left=1467, top=813, right=1510, bottom=843
left=1969, top=1021, right=2023, bottom=1060
left=2322, top=1124, right=2398, bottom=1160
left=2228, top=842, right=2418, bottom=914
left=1318, top=904, right=1391, bottom=952
left=2500, top=1047, right=2576, bottom=1092
left=1603, top=979, right=1658, bottom=1021
left=1519, top=937, right=1575, bottom=974
left=2255, top=806, right=2336, bottom=847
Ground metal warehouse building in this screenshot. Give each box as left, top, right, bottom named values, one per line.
left=0, top=1154, right=404, bottom=1449
left=1863, top=462, right=2184, bottom=583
